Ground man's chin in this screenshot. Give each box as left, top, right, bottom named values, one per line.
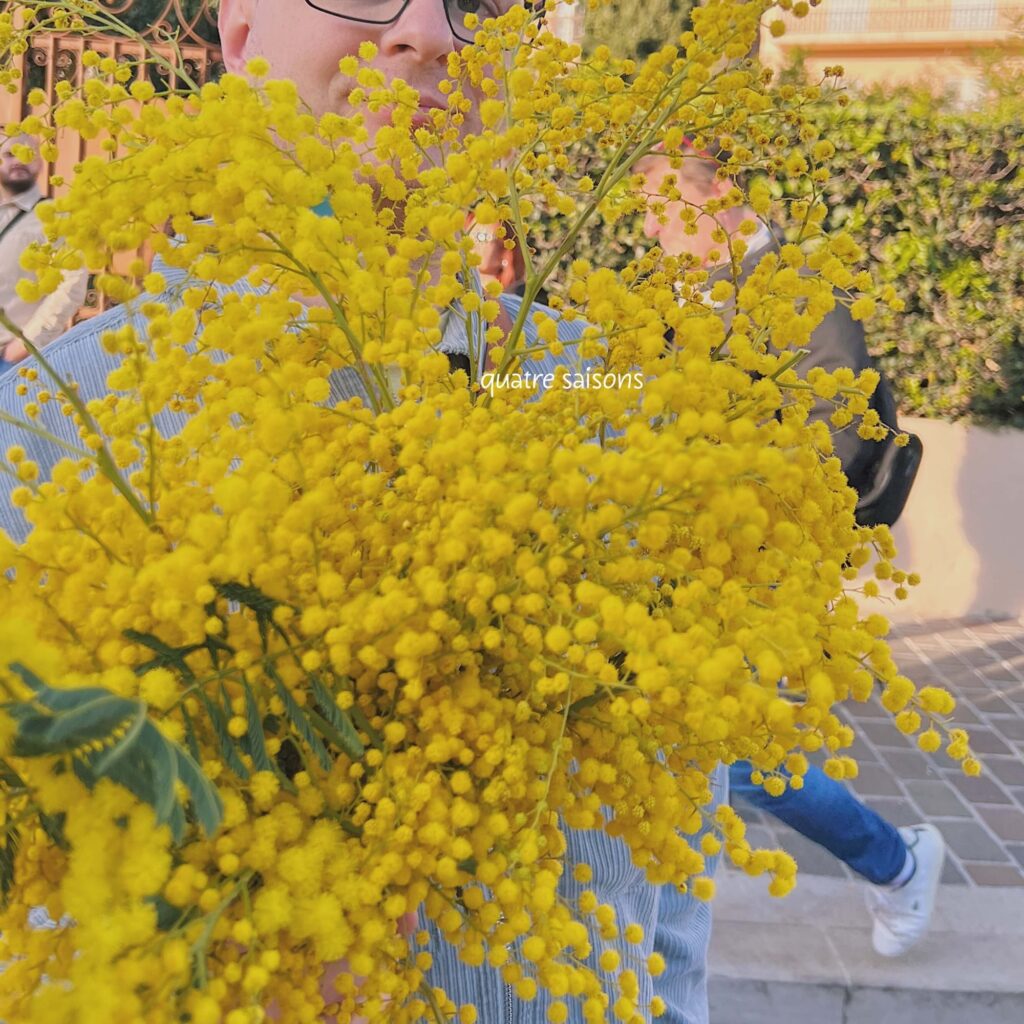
left=1, top=176, right=37, bottom=195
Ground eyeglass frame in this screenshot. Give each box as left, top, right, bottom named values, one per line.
left=302, top=1, right=541, bottom=45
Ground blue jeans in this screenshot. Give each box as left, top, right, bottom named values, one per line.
left=729, top=761, right=907, bottom=885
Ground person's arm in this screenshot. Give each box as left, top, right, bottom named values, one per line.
left=4, top=266, right=89, bottom=362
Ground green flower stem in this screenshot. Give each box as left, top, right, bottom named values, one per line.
left=190, top=870, right=255, bottom=988
left=0, top=408, right=91, bottom=461
left=497, top=42, right=734, bottom=380
left=0, top=310, right=154, bottom=527
left=768, top=348, right=811, bottom=381
left=261, top=233, right=394, bottom=414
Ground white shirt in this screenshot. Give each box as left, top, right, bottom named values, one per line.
left=0, top=184, right=88, bottom=355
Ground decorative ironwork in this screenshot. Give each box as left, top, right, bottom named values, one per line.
left=96, top=0, right=220, bottom=46
left=54, top=47, right=78, bottom=82
left=25, top=45, right=47, bottom=94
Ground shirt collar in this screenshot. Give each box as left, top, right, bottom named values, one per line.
left=694, top=224, right=778, bottom=306
left=742, top=222, right=775, bottom=259
left=1, top=183, right=42, bottom=212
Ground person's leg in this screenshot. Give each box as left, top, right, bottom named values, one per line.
left=729, top=761, right=907, bottom=885
left=730, top=761, right=946, bottom=957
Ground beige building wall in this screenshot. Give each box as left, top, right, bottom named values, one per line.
left=864, top=418, right=1024, bottom=623
left=761, top=1, right=1024, bottom=94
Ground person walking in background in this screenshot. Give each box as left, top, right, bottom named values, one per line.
left=635, top=142, right=944, bottom=958
left=636, top=142, right=922, bottom=524
left=0, top=135, right=88, bottom=370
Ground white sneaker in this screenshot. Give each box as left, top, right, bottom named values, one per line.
left=866, top=823, right=945, bottom=957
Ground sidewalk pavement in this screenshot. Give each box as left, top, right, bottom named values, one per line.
left=709, top=616, right=1024, bottom=1024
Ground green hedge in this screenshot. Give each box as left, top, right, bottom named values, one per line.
left=527, top=86, right=1024, bottom=426
left=583, top=0, right=697, bottom=59
left=804, top=90, right=1024, bottom=426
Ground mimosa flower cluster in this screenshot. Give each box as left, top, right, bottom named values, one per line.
left=0, top=2, right=973, bottom=1022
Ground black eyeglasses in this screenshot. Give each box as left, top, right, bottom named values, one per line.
left=303, top=1, right=528, bottom=46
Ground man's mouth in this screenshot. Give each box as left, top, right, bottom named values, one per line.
left=410, top=98, right=445, bottom=131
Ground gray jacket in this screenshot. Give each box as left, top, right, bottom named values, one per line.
left=706, top=234, right=899, bottom=497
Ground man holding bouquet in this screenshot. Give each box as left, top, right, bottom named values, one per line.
left=0, top=3, right=725, bottom=1022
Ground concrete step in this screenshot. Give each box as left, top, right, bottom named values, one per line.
left=708, top=870, right=1024, bottom=1024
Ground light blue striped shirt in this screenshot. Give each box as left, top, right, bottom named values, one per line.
left=0, top=259, right=722, bottom=1023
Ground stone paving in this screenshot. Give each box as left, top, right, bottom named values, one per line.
left=731, top=617, right=1024, bottom=887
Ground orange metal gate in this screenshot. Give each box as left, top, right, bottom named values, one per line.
left=1, top=1, right=223, bottom=317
